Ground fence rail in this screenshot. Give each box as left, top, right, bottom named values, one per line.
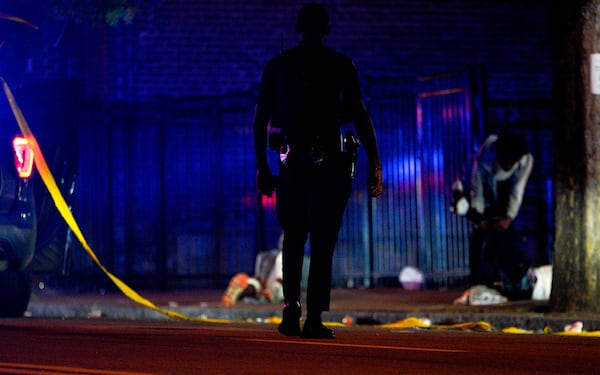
left=66, top=70, right=551, bottom=290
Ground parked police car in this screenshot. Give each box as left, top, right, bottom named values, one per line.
left=0, top=132, right=37, bottom=317
left=0, top=11, right=77, bottom=317
left=0, top=93, right=77, bottom=318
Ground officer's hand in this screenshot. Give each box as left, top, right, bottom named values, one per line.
left=256, top=168, right=275, bottom=197
left=493, top=216, right=512, bottom=231
left=477, top=219, right=490, bottom=232
left=368, top=167, right=383, bottom=197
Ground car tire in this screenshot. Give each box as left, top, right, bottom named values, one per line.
left=0, top=266, right=32, bottom=317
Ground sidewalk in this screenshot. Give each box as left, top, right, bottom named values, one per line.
left=25, top=286, right=600, bottom=334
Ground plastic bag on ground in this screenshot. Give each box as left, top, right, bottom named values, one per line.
left=453, top=285, right=508, bottom=306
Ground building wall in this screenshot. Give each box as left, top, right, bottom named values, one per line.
left=0, top=1, right=554, bottom=288
left=2, top=1, right=552, bottom=108
left=99, top=0, right=551, bottom=107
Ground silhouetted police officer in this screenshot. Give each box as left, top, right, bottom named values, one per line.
left=252, top=2, right=383, bottom=339
left=469, top=133, right=533, bottom=297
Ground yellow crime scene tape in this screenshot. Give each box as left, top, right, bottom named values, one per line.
left=1, top=78, right=229, bottom=324
left=4, top=78, right=600, bottom=337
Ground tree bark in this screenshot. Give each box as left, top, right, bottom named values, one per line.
left=551, top=0, right=600, bottom=312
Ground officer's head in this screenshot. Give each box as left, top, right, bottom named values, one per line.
left=495, top=133, right=528, bottom=171
left=296, top=3, right=330, bottom=40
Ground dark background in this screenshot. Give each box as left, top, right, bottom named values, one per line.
left=0, top=0, right=553, bottom=291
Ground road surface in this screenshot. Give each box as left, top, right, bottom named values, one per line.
left=0, top=318, right=598, bottom=374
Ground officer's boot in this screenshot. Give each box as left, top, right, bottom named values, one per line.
left=301, top=311, right=335, bottom=339
left=278, top=301, right=301, bottom=336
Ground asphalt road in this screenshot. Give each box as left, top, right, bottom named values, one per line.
left=0, top=318, right=599, bottom=374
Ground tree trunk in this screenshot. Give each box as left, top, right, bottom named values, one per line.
left=551, top=0, right=600, bottom=312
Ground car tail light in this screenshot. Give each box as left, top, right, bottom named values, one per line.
left=12, top=136, right=34, bottom=179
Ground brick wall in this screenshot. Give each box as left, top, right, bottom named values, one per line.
left=3, top=1, right=552, bottom=118
left=97, top=0, right=551, bottom=109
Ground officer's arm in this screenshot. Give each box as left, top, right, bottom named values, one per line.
left=343, top=59, right=382, bottom=197
left=353, top=101, right=381, bottom=171
left=506, top=153, right=534, bottom=219
left=470, top=163, right=484, bottom=216
left=355, top=102, right=383, bottom=197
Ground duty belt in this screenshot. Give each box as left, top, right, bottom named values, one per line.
left=270, top=132, right=342, bottom=165
left=269, top=130, right=360, bottom=178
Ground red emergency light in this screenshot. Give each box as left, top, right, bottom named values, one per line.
left=12, top=136, right=34, bottom=178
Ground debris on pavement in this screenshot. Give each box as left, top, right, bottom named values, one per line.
left=453, top=285, right=508, bottom=306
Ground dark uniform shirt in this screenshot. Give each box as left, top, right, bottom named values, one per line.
left=256, top=40, right=362, bottom=151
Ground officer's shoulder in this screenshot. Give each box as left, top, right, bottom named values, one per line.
left=329, top=49, right=356, bottom=67
left=263, top=53, right=284, bottom=70
left=324, top=46, right=349, bottom=59
left=268, top=48, right=296, bottom=65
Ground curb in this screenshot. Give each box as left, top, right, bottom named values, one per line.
left=26, top=302, right=600, bottom=334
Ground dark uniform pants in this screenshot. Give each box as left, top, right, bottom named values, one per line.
left=276, top=152, right=352, bottom=313
left=469, top=180, right=527, bottom=293
left=469, top=227, right=523, bottom=287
